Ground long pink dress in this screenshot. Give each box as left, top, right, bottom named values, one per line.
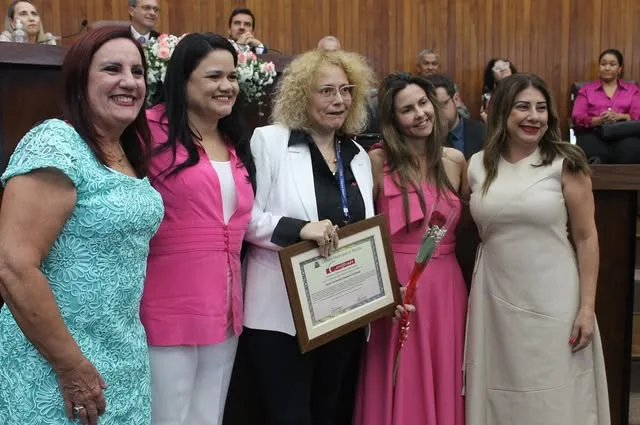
left=353, top=171, right=467, bottom=425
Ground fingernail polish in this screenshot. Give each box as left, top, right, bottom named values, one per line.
left=569, top=338, right=575, bottom=344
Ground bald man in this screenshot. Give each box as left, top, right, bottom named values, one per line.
left=317, top=35, right=341, bottom=51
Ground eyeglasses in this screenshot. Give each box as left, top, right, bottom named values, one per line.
left=438, top=96, right=453, bottom=108
left=492, top=62, right=511, bottom=74
left=316, top=85, right=355, bottom=99
left=138, top=5, right=160, bottom=13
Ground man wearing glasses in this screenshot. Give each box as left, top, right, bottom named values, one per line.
left=128, top=0, right=160, bottom=45
left=426, top=73, right=485, bottom=159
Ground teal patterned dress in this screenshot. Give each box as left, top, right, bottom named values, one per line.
left=0, top=119, right=164, bottom=424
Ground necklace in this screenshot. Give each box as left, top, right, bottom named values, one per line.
left=320, top=147, right=338, bottom=174
left=109, top=143, right=127, bottom=164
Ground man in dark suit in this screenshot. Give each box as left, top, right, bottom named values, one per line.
left=128, top=0, right=160, bottom=44
left=228, top=8, right=268, bottom=54
left=425, top=73, right=485, bottom=159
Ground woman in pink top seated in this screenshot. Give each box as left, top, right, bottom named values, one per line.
left=141, top=33, right=255, bottom=425
left=572, top=48, right=640, bottom=163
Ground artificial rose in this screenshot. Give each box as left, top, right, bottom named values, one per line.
left=428, top=210, right=447, bottom=228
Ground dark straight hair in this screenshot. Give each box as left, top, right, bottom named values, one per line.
left=61, top=26, right=152, bottom=178
left=228, top=8, right=256, bottom=29
left=153, top=32, right=255, bottom=188
left=482, top=57, right=518, bottom=94
left=598, top=48, right=624, bottom=78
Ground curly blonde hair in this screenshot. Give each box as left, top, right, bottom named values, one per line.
left=271, top=50, right=375, bottom=134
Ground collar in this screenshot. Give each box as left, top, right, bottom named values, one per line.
left=288, top=129, right=360, bottom=157
left=147, top=103, right=237, bottom=160
left=131, top=25, right=151, bottom=40
left=595, top=80, right=629, bottom=91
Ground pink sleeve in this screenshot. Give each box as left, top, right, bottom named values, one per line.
left=571, top=87, right=591, bottom=128
left=629, top=88, right=640, bottom=121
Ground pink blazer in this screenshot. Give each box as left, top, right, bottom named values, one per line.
left=141, top=104, right=254, bottom=346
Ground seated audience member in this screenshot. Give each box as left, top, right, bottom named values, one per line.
left=128, top=0, right=160, bottom=45
left=228, top=8, right=267, bottom=54
left=427, top=73, right=485, bottom=159
left=317, top=35, right=341, bottom=52
left=416, top=48, right=470, bottom=119
left=416, top=49, right=440, bottom=76
left=0, top=0, right=55, bottom=44
left=572, top=48, right=640, bottom=164
left=481, top=57, right=517, bottom=122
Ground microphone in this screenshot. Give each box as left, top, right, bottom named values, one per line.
left=39, top=19, right=88, bottom=43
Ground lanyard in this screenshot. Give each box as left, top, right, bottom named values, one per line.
left=334, top=139, right=350, bottom=224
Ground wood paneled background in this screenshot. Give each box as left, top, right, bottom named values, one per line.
left=13, top=0, right=640, bottom=135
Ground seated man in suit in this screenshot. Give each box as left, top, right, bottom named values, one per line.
left=128, top=0, right=159, bottom=44
left=228, top=8, right=268, bottom=54
left=425, top=73, right=485, bottom=159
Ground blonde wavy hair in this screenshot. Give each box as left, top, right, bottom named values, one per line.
left=4, top=0, right=52, bottom=44
left=271, top=49, right=375, bottom=134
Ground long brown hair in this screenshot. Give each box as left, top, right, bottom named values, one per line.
left=481, top=73, right=590, bottom=195
left=378, top=72, right=456, bottom=231
left=61, top=26, right=152, bottom=178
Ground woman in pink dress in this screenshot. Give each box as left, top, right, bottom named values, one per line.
left=353, top=72, right=468, bottom=425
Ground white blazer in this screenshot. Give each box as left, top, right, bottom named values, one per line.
left=243, top=124, right=375, bottom=336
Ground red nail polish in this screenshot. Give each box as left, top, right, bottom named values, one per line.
left=569, top=337, right=575, bottom=344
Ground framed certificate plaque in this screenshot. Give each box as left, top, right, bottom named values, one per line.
left=278, top=214, right=401, bottom=353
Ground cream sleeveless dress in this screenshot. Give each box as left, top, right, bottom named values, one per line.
left=464, top=149, right=610, bottom=425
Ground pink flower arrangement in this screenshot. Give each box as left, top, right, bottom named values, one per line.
left=141, top=33, right=188, bottom=104
left=236, top=51, right=277, bottom=104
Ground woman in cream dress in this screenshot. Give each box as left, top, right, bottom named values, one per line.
left=464, top=73, right=610, bottom=425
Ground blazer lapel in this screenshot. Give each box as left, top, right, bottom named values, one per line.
left=351, top=152, right=374, bottom=218
left=288, top=144, right=318, bottom=221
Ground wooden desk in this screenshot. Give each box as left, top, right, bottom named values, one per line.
left=589, top=165, right=640, bottom=425
left=0, top=43, right=67, bottom=181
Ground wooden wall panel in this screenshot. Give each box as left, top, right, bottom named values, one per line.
left=5, top=0, right=640, bottom=135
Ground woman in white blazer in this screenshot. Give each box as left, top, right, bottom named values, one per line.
left=240, top=49, right=376, bottom=425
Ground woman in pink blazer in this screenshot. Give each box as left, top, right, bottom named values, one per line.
left=141, top=33, right=255, bottom=425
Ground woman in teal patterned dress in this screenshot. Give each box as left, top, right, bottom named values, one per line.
left=0, top=27, right=163, bottom=425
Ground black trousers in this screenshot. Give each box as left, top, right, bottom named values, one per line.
left=576, top=131, right=640, bottom=164
left=225, top=326, right=363, bottom=425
